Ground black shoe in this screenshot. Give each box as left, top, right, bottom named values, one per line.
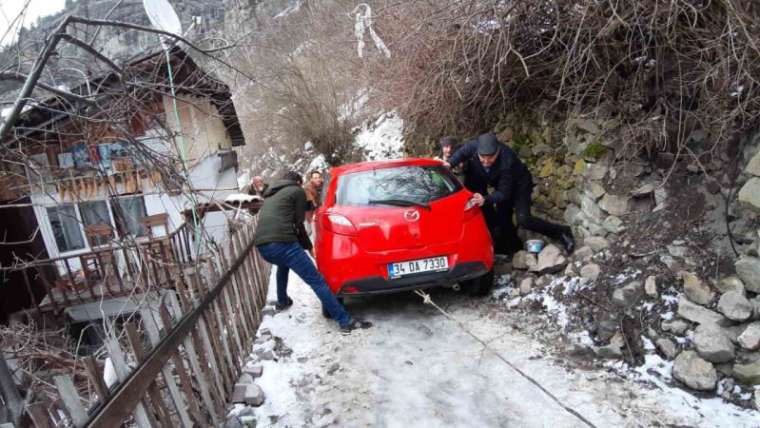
left=340, top=319, right=372, bottom=335
left=275, top=297, right=293, bottom=311
left=559, top=228, right=575, bottom=255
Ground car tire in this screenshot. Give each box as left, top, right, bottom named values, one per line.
left=322, top=297, right=344, bottom=319
left=462, top=270, right=494, bottom=297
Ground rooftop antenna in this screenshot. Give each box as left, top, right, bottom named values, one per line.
left=143, top=0, right=203, bottom=252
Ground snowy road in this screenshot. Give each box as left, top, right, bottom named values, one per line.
left=246, top=270, right=757, bottom=428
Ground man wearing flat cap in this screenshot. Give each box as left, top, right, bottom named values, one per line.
left=445, top=132, right=575, bottom=255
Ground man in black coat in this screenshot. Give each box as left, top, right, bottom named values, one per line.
left=446, top=133, right=575, bottom=255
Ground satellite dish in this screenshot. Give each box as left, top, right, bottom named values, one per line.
left=143, top=0, right=182, bottom=48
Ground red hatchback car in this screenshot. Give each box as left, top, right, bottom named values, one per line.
left=314, top=158, right=494, bottom=299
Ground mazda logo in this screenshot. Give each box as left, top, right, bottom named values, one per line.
left=404, top=210, right=420, bottom=222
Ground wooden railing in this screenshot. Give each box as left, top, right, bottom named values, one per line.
left=3, top=221, right=197, bottom=315
left=24, top=220, right=270, bottom=427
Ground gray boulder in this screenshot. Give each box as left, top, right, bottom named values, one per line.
left=655, top=338, right=678, bottom=359
left=681, top=272, right=714, bottom=305
left=716, top=276, right=745, bottom=294
left=536, top=245, right=567, bottom=274
left=584, top=236, right=610, bottom=252
left=737, top=322, right=760, bottom=351
left=573, top=245, right=594, bottom=262
left=746, top=150, right=760, bottom=176
left=594, top=332, right=625, bottom=359
left=600, top=193, right=631, bottom=216
left=512, top=251, right=533, bottom=270
left=677, top=296, right=729, bottom=326
left=612, top=281, right=643, bottom=307
left=672, top=350, right=718, bottom=391
left=644, top=275, right=658, bottom=298
left=737, top=177, right=760, bottom=211
left=581, top=195, right=606, bottom=221
left=717, top=291, right=753, bottom=322
left=519, top=277, right=534, bottom=296
left=602, top=216, right=625, bottom=234
left=735, top=256, right=760, bottom=293
left=693, top=324, right=735, bottom=363
left=661, top=319, right=689, bottom=335
left=585, top=181, right=606, bottom=200
left=732, top=360, right=760, bottom=385
left=231, top=383, right=266, bottom=406
left=580, top=264, right=601, bottom=281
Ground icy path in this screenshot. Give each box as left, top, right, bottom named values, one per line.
left=247, top=270, right=757, bottom=428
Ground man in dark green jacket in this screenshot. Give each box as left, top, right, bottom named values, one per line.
left=254, top=171, right=371, bottom=334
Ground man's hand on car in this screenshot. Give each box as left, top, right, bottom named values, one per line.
left=442, top=161, right=451, bottom=168
left=471, top=193, right=485, bottom=207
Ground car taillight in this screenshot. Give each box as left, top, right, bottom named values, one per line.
left=325, top=213, right=358, bottom=235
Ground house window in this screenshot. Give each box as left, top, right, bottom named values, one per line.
left=79, top=201, right=114, bottom=246
left=47, top=205, right=85, bottom=253
left=112, top=196, right=148, bottom=237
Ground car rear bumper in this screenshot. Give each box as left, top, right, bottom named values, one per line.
left=337, top=261, right=489, bottom=296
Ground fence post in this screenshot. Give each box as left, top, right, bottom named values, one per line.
left=0, top=355, right=22, bottom=426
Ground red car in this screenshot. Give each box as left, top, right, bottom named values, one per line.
left=314, top=158, right=494, bottom=301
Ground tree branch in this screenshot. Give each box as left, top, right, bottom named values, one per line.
left=0, top=72, right=93, bottom=103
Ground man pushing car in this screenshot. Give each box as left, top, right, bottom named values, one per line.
left=445, top=133, right=575, bottom=256
left=254, top=170, right=372, bottom=334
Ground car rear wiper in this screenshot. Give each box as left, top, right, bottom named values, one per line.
left=368, top=199, right=431, bottom=210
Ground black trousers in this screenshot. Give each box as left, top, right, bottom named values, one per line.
left=482, top=180, right=568, bottom=255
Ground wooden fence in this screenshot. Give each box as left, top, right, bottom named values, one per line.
left=24, top=220, right=271, bottom=427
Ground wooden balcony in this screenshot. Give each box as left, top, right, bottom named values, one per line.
left=6, top=221, right=198, bottom=320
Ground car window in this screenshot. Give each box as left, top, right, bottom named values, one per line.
left=336, top=165, right=462, bottom=206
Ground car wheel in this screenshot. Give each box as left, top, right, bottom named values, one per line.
left=462, top=270, right=494, bottom=297
left=322, top=297, right=344, bottom=319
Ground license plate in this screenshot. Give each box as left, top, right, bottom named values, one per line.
left=388, top=256, right=448, bottom=279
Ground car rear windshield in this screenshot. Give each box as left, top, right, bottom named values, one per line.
left=336, top=165, right=463, bottom=206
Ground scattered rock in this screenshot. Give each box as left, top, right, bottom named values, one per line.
left=254, top=349, right=275, bottom=361
left=631, top=182, right=656, bottom=197
left=223, top=416, right=244, bottom=428
left=573, top=245, right=594, bottom=261
left=564, top=263, right=577, bottom=277
left=261, top=306, right=276, bottom=317
left=656, top=338, right=678, bottom=359
left=243, top=365, right=263, bottom=378
left=512, top=251, right=534, bottom=270
left=662, top=319, right=689, bottom=335
left=237, top=373, right=255, bottom=385
left=586, top=181, right=606, bottom=200
left=580, top=264, right=601, bottom=281
left=519, top=277, right=534, bottom=296
left=581, top=195, right=606, bottom=221
left=746, top=150, right=760, bottom=176
left=735, top=256, right=760, bottom=293
left=612, top=281, right=643, bottom=307
left=594, top=332, right=625, bottom=359
left=737, top=177, right=760, bottom=211
left=667, top=245, right=689, bottom=259
left=644, top=276, right=658, bottom=298
left=327, top=362, right=341, bottom=375
left=564, top=204, right=581, bottom=225
left=602, top=216, right=625, bottom=234
left=732, top=360, right=760, bottom=385
left=536, top=245, right=567, bottom=274
left=677, top=296, right=729, bottom=326
left=737, top=322, right=760, bottom=351
left=231, top=383, right=266, bottom=406
left=717, top=291, right=753, bottom=322
left=584, top=236, right=610, bottom=252
left=672, top=350, right=718, bottom=391
left=716, top=276, right=745, bottom=294
left=600, top=193, right=632, bottom=216
left=693, top=324, right=735, bottom=363
left=680, top=272, right=715, bottom=305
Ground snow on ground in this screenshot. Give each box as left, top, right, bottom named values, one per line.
left=354, top=112, right=405, bottom=161
left=243, top=270, right=758, bottom=428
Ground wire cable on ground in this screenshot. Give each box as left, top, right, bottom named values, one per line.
left=413, top=289, right=597, bottom=428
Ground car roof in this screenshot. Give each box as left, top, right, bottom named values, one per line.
left=329, top=158, right=444, bottom=177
